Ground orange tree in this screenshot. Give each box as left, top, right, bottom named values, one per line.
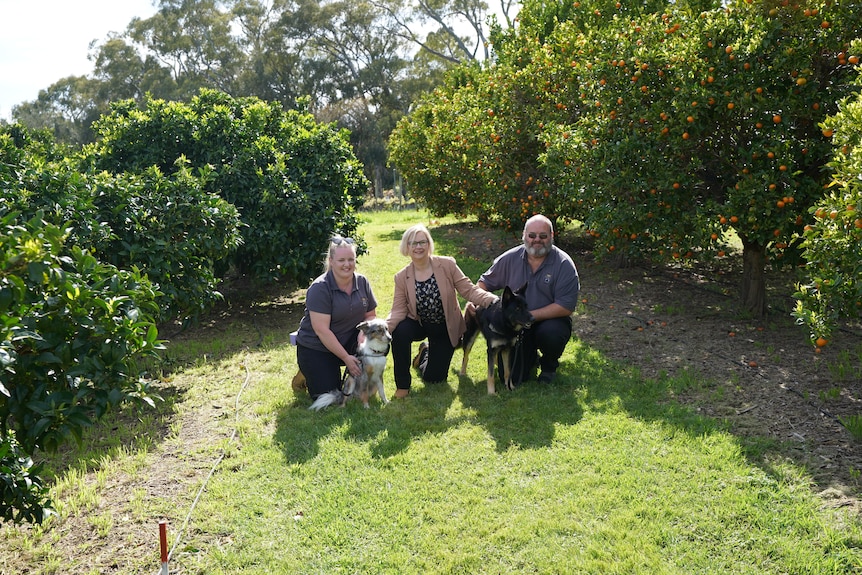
left=391, top=0, right=862, bottom=318
left=794, top=44, right=862, bottom=343
left=538, top=0, right=862, bottom=315
left=389, top=57, right=566, bottom=233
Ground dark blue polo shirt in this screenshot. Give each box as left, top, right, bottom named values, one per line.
left=479, top=245, right=579, bottom=313
left=296, top=270, right=377, bottom=353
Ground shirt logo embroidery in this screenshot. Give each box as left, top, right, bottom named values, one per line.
left=543, top=273, right=552, bottom=284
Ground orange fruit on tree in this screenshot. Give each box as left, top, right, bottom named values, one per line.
left=682, top=132, right=690, bottom=139
left=730, top=215, right=739, bottom=223
left=815, top=336, right=828, bottom=348
left=773, top=114, right=782, bottom=123
left=822, top=128, right=834, bottom=137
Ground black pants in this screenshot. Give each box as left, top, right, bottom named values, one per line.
left=391, top=318, right=454, bottom=390
left=506, top=316, right=573, bottom=384
left=296, top=340, right=357, bottom=399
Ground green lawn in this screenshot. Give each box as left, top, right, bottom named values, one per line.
left=3, top=209, right=860, bottom=575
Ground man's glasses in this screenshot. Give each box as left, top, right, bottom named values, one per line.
left=410, top=240, right=429, bottom=247
left=526, top=232, right=550, bottom=240
left=330, top=236, right=355, bottom=245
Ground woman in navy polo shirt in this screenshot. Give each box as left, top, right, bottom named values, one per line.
left=295, top=236, right=378, bottom=400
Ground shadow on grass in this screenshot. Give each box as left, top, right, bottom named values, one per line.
left=273, top=378, right=463, bottom=463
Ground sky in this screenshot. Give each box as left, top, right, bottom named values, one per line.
left=0, top=0, right=158, bottom=120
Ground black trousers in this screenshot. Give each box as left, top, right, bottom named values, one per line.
left=296, top=340, right=357, bottom=399
left=506, top=316, right=573, bottom=384
left=391, top=318, right=454, bottom=390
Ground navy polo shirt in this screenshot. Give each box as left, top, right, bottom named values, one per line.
left=479, top=245, right=579, bottom=313
left=296, top=270, right=377, bottom=353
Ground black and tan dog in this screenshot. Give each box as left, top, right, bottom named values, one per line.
left=309, top=319, right=391, bottom=410
left=460, top=284, right=534, bottom=394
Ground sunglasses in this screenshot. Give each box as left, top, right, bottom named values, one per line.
left=526, top=232, right=550, bottom=240
left=330, top=236, right=355, bottom=246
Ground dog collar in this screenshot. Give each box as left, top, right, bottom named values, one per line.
left=360, top=344, right=391, bottom=357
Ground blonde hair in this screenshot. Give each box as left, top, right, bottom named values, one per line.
left=399, top=224, right=435, bottom=257
left=324, top=236, right=357, bottom=272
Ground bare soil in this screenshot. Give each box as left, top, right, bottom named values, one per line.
left=2, top=222, right=860, bottom=575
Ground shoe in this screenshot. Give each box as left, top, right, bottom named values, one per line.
left=412, top=342, right=428, bottom=368
left=537, top=371, right=556, bottom=384
left=292, top=370, right=307, bottom=392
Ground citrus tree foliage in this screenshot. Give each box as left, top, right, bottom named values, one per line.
left=87, top=89, right=368, bottom=283
left=0, top=214, right=163, bottom=524
left=390, top=0, right=862, bottom=319
left=85, top=166, right=244, bottom=320
left=4, top=126, right=243, bottom=322
left=795, top=47, right=862, bottom=342
left=0, top=124, right=239, bottom=523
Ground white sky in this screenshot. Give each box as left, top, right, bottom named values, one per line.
left=0, top=0, right=158, bottom=120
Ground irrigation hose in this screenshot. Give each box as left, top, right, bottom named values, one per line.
left=152, top=354, right=253, bottom=575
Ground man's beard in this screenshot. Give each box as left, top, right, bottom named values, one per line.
left=526, top=243, right=551, bottom=257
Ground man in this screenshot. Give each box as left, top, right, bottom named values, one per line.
left=476, top=214, right=579, bottom=384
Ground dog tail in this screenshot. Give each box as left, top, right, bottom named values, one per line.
left=308, top=390, right=346, bottom=411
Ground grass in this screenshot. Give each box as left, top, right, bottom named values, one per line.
left=2, top=209, right=861, bottom=574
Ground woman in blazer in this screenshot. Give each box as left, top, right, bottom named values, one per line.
left=387, top=224, right=497, bottom=397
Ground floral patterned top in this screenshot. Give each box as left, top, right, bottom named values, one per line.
left=415, top=275, right=445, bottom=324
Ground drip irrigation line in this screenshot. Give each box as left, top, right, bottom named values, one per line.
left=153, top=354, right=253, bottom=575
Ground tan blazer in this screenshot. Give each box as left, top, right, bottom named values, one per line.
left=387, top=256, right=498, bottom=348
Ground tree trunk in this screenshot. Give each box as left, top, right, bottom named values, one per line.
left=740, top=239, right=767, bottom=317
left=374, top=164, right=383, bottom=198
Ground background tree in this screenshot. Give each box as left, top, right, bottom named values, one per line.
left=391, top=0, right=862, bottom=322
left=10, top=76, right=103, bottom=144
left=87, top=89, right=368, bottom=283
left=795, top=43, right=862, bottom=343
left=11, top=0, right=513, bottom=192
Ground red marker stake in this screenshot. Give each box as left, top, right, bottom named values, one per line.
left=159, top=521, right=169, bottom=575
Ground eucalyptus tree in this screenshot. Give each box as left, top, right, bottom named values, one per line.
left=123, top=0, right=243, bottom=98
left=371, top=0, right=520, bottom=64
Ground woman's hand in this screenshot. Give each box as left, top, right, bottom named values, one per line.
left=345, top=354, right=362, bottom=377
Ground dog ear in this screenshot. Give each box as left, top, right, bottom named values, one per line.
left=502, top=285, right=514, bottom=302
left=515, top=282, right=528, bottom=295
left=356, top=321, right=368, bottom=331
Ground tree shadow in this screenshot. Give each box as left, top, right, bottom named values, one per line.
left=273, top=378, right=462, bottom=463
left=455, top=358, right=586, bottom=452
